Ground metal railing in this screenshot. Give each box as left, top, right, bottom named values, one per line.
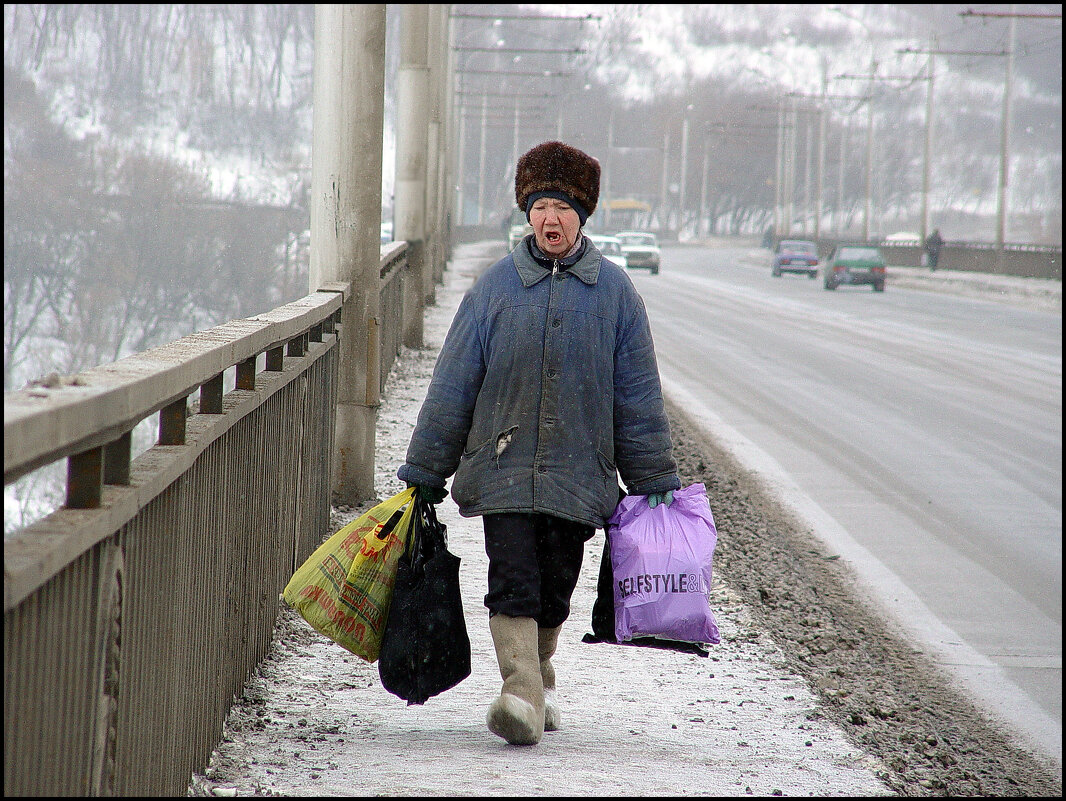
left=4, top=244, right=410, bottom=795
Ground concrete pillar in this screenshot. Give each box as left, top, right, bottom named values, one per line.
left=309, top=4, right=386, bottom=503
left=422, top=5, right=441, bottom=304
left=438, top=4, right=455, bottom=267
left=394, top=4, right=430, bottom=348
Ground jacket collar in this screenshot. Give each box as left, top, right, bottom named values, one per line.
left=513, top=234, right=601, bottom=287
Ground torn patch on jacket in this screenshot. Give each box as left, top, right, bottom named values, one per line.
left=495, top=426, right=518, bottom=458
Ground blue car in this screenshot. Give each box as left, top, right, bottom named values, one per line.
left=772, top=239, right=819, bottom=278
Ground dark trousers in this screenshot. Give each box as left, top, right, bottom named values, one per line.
left=482, top=513, right=593, bottom=628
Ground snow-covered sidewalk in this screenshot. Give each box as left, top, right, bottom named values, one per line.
left=885, top=265, right=1061, bottom=311
left=189, top=242, right=890, bottom=797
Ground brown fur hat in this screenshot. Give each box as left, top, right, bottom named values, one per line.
left=515, top=141, right=600, bottom=223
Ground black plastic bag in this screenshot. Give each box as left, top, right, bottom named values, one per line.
left=378, top=496, right=471, bottom=704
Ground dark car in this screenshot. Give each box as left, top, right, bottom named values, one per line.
left=772, top=239, right=819, bottom=278
left=823, top=245, right=887, bottom=292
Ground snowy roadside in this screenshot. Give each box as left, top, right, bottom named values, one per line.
left=885, top=265, right=1061, bottom=312
left=188, top=242, right=892, bottom=797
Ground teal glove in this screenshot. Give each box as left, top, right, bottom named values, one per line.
left=407, top=483, right=448, bottom=504
left=647, top=490, right=674, bottom=508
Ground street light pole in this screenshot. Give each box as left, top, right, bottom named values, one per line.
left=803, top=113, right=813, bottom=236
left=477, top=94, right=487, bottom=224
left=899, top=44, right=1010, bottom=247
left=659, top=131, right=670, bottom=229
left=995, top=7, right=1017, bottom=265
left=816, top=101, right=826, bottom=240
left=864, top=83, right=874, bottom=242
left=837, top=121, right=847, bottom=234
left=605, top=108, right=615, bottom=228
left=774, top=98, right=784, bottom=237
left=679, top=111, right=690, bottom=236
left=456, top=105, right=467, bottom=224
left=784, top=95, right=793, bottom=234
left=699, top=132, right=710, bottom=237
left=920, top=47, right=936, bottom=244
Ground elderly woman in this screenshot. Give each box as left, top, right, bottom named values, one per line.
left=399, top=140, right=680, bottom=745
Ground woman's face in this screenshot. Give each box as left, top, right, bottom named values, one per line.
left=529, top=197, right=581, bottom=257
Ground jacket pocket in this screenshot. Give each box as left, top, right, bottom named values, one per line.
left=596, top=448, right=619, bottom=518
left=453, top=426, right=519, bottom=508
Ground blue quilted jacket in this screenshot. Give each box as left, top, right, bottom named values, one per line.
left=398, top=234, right=680, bottom=529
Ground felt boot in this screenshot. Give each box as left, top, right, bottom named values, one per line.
left=487, top=614, right=545, bottom=745
left=538, top=625, right=563, bottom=731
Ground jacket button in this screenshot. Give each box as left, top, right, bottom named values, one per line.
left=546, top=370, right=556, bottom=378
left=552, top=319, right=561, bottom=328
left=538, top=465, right=547, bottom=473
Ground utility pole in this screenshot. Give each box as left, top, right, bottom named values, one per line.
left=832, top=66, right=883, bottom=242
left=477, top=94, right=487, bottom=224
left=875, top=46, right=939, bottom=243
left=605, top=108, right=615, bottom=229
left=921, top=48, right=936, bottom=244
left=423, top=4, right=445, bottom=302
left=996, top=7, right=1017, bottom=267
left=815, top=102, right=826, bottom=240
left=699, top=132, right=710, bottom=237
left=783, top=94, right=847, bottom=240
left=309, top=4, right=386, bottom=502
left=863, top=64, right=875, bottom=242
left=455, top=107, right=467, bottom=224
left=781, top=91, right=863, bottom=239
left=679, top=111, right=690, bottom=236
left=450, top=9, right=593, bottom=237
left=786, top=98, right=797, bottom=235
left=659, top=131, right=670, bottom=230
left=898, top=43, right=1011, bottom=249
left=837, top=121, right=847, bottom=234
left=395, top=3, right=430, bottom=348
left=774, top=99, right=784, bottom=237
left=511, top=95, right=520, bottom=183
left=956, top=5, right=1059, bottom=265
left=803, top=114, right=813, bottom=236
left=707, top=119, right=782, bottom=237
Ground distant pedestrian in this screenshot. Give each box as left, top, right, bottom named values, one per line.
left=924, top=228, right=944, bottom=271
left=398, top=140, right=680, bottom=746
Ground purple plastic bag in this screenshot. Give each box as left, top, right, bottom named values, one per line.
left=607, top=483, right=720, bottom=645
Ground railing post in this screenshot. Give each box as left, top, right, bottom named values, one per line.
left=103, top=431, right=132, bottom=486
left=201, top=373, right=224, bottom=414
left=266, top=346, right=284, bottom=372
left=159, top=398, right=188, bottom=446
left=236, top=356, right=257, bottom=390
left=67, top=447, right=104, bottom=509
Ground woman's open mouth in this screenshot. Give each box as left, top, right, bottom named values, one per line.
left=544, top=231, right=562, bottom=246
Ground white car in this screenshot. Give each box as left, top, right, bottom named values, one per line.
left=507, top=208, right=533, bottom=250
left=587, top=234, right=628, bottom=269
left=615, top=231, right=661, bottom=274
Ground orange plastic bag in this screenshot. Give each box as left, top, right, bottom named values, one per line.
left=283, top=487, right=416, bottom=662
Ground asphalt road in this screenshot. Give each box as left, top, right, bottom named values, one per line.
left=629, top=243, right=1062, bottom=763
